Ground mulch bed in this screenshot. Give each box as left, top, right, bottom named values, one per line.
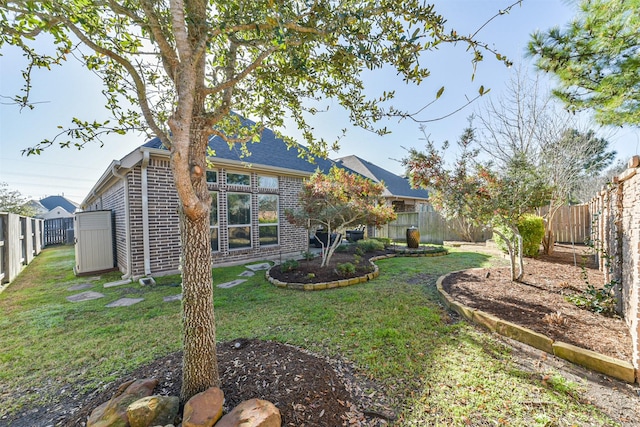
left=442, top=244, right=633, bottom=362
left=59, top=339, right=391, bottom=427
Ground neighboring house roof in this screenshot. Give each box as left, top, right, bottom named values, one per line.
left=40, top=195, right=79, bottom=213
left=41, top=206, right=73, bottom=219
left=335, top=155, right=429, bottom=200
left=143, top=116, right=337, bottom=175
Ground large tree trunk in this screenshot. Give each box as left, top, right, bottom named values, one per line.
left=179, top=205, right=219, bottom=400
left=170, top=116, right=219, bottom=401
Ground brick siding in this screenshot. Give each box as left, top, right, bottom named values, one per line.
left=89, top=152, right=309, bottom=277
left=589, top=156, right=640, bottom=374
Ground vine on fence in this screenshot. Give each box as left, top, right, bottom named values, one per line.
left=565, top=210, right=619, bottom=316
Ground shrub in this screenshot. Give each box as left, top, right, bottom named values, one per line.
left=566, top=280, right=617, bottom=316
left=336, top=262, right=356, bottom=277
left=300, top=251, right=315, bottom=261
left=356, top=238, right=385, bottom=253
left=370, top=237, right=392, bottom=248
left=335, top=243, right=351, bottom=253
left=494, top=214, right=544, bottom=257
left=280, top=259, right=299, bottom=272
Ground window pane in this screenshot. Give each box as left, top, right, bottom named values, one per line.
left=259, top=225, right=278, bottom=246
left=206, top=170, right=218, bottom=183
left=258, top=175, right=278, bottom=189
left=258, top=194, right=278, bottom=224
left=210, top=192, right=218, bottom=226
left=210, top=227, right=219, bottom=251
left=227, top=172, right=250, bottom=186
left=229, top=226, right=251, bottom=249
left=227, top=193, right=251, bottom=225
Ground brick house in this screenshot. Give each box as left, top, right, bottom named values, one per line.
left=81, top=120, right=338, bottom=279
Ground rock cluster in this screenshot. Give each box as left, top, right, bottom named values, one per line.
left=87, top=378, right=281, bottom=427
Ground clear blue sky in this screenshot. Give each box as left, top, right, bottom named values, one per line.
left=1, top=0, right=638, bottom=205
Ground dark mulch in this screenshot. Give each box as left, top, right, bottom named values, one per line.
left=6, top=339, right=391, bottom=427
left=442, top=244, right=633, bottom=362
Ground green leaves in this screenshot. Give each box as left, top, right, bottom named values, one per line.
left=529, top=0, right=640, bottom=126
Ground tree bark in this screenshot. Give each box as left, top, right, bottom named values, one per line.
left=179, top=204, right=220, bottom=400
left=175, top=127, right=219, bottom=401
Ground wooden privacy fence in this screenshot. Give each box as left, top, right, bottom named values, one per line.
left=538, top=204, right=590, bottom=244
left=44, top=217, right=75, bottom=246
left=373, top=210, right=491, bottom=244
left=372, top=204, right=590, bottom=245
left=0, top=213, right=44, bottom=285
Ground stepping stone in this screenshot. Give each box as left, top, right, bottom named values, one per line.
left=238, top=270, right=255, bottom=277
left=67, top=283, right=93, bottom=291
left=244, top=263, right=271, bottom=272
left=66, top=291, right=105, bottom=302
left=106, top=297, right=144, bottom=307
left=163, top=294, right=182, bottom=302
left=104, top=279, right=132, bottom=288
left=217, top=279, right=247, bottom=289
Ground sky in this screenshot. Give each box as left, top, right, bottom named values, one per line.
left=1, top=0, right=638, bottom=206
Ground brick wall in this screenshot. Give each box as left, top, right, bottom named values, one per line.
left=589, top=156, right=640, bottom=374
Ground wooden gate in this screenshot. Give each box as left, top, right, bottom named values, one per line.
left=44, top=217, right=74, bottom=246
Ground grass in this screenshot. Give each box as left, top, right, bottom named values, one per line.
left=0, top=245, right=619, bottom=425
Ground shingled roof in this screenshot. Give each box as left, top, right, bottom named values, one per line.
left=335, top=155, right=429, bottom=200
left=143, top=116, right=337, bottom=174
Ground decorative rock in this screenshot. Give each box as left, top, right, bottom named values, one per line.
left=127, top=395, right=179, bottom=427
left=182, top=387, right=224, bottom=427
left=215, top=399, right=281, bottom=427
left=87, top=378, right=159, bottom=427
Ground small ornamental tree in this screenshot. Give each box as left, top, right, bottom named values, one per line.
left=286, top=166, right=396, bottom=268
left=404, top=127, right=550, bottom=281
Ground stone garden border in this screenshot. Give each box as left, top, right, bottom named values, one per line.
left=265, top=248, right=448, bottom=291
left=436, top=270, right=638, bottom=384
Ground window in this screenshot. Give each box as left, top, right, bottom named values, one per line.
left=258, top=175, right=278, bottom=189
left=226, top=172, right=250, bottom=186
left=210, top=192, right=219, bottom=251
left=258, top=194, right=278, bottom=246
left=206, top=170, right=218, bottom=184
left=227, top=193, right=251, bottom=249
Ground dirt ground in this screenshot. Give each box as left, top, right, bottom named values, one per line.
left=5, top=244, right=639, bottom=426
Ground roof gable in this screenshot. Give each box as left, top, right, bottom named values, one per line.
left=336, top=155, right=429, bottom=200
left=39, top=195, right=78, bottom=213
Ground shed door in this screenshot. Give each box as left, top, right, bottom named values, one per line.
left=74, top=211, right=114, bottom=275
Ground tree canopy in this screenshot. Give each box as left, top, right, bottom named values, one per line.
left=0, top=182, right=35, bottom=216
left=528, top=0, right=640, bottom=126
left=404, top=127, right=551, bottom=281
left=286, top=166, right=396, bottom=268
left=0, top=0, right=510, bottom=401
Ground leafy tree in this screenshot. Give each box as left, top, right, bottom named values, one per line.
left=404, top=128, right=550, bottom=281
left=529, top=0, right=640, bottom=126
left=473, top=69, right=615, bottom=254
left=0, top=0, right=509, bottom=401
left=286, top=166, right=396, bottom=268
left=0, top=182, right=35, bottom=216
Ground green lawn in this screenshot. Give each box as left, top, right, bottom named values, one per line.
left=0, top=246, right=618, bottom=425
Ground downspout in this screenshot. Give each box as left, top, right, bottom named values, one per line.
left=111, top=162, right=132, bottom=280
left=141, top=150, right=152, bottom=276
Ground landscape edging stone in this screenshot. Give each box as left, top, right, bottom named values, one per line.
left=266, top=249, right=447, bottom=291
left=436, top=271, right=637, bottom=384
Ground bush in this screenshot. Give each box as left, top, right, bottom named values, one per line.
left=356, top=238, right=385, bottom=253
left=494, top=214, right=545, bottom=257
left=300, top=251, right=315, bottom=261
left=370, top=237, right=392, bottom=248
left=280, top=259, right=299, bottom=272
left=336, top=262, right=356, bottom=277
